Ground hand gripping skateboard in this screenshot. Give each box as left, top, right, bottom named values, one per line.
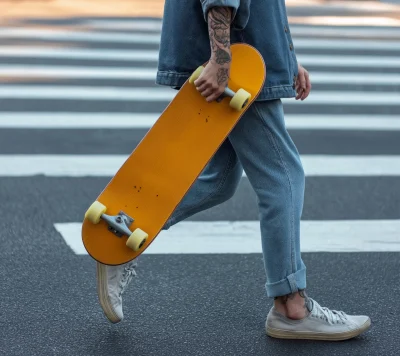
left=82, top=43, right=266, bottom=265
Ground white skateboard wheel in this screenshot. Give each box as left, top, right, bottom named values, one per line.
left=189, top=66, right=204, bottom=84
left=229, top=89, right=251, bottom=111
left=126, top=228, right=148, bottom=251
left=85, top=201, right=107, bottom=224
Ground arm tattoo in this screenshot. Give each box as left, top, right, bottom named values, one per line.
left=208, top=7, right=232, bottom=65
left=215, top=47, right=231, bottom=65
left=217, top=68, right=229, bottom=85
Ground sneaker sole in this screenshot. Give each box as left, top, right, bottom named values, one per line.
left=266, top=318, right=371, bottom=341
left=96, top=262, right=123, bottom=324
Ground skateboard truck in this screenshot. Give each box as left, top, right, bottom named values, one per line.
left=189, top=66, right=251, bottom=111
left=84, top=201, right=149, bottom=251
left=103, top=211, right=134, bottom=238
left=216, top=87, right=249, bottom=108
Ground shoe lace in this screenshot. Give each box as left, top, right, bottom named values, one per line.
left=118, top=260, right=137, bottom=297
left=312, top=299, right=348, bottom=325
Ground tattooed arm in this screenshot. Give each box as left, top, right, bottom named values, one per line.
left=194, top=7, right=232, bottom=102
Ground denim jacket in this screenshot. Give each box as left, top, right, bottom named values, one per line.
left=156, top=0, right=298, bottom=101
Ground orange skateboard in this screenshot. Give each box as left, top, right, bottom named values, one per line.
left=82, top=43, right=266, bottom=265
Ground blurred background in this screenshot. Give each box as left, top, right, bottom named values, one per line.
left=0, top=1, right=399, bottom=355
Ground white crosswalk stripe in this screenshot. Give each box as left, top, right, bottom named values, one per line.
left=0, top=28, right=161, bottom=43
left=0, top=47, right=159, bottom=60
left=1, top=16, right=399, bottom=254
left=2, top=66, right=400, bottom=83
left=1, top=86, right=398, bottom=104
left=1, top=154, right=399, bottom=177
left=55, top=220, right=400, bottom=255
left=1, top=113, right=399, bottom=130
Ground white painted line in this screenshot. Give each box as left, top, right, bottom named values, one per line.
left=298, top=55, right=400, bottom=69
left=0, top=86, right=176, bottom=101
left=54, top=220, right=400, bottom=255
left=0, top=47, right=159, bottom=61
left=299, top=156, right=400, bottom=176
left=1, top=155, right=400, bottom=177
left=302, top=0, right=400, bottom=12
left=0, top=113, right=159, bottom=128
left=3, top=67, right=400, bottom=84
left=1, top=87, right=399, bottom=104
left=3, top=26, right=400, bottom=44
left=282, top=92, right=400, bottom=105
left=85, top=19, right=162, bottom=31
left=1, top=113, right=400, bottom=131
left=290, top=25, right=400, bottom=39
left=284, top=115, right=400, bottom=131
left=309, top=72, right=400, bottom=84
left=86, top=17, right=400, bottom=31
left=0, top=66, right=157, bottom=80
left=289, top=16, right=400, bottom=27
left=0, top=28, right=160, bottom=44
left=87, top=17, right=400, bottom=30
left=94, top=17, right=400, bottom=36
left=294, top=38, right=400, bottom=51
left=1, top=44, right=399, bottom=64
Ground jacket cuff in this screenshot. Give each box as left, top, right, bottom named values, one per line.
left=200, top=0, right=240, bottom=23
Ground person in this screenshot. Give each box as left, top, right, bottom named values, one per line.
left=95, top=0, right=371, bottom=340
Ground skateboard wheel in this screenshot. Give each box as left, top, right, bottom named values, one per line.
left=189, top=66, right=204, bottom=84
left=126, top=228, right=148, bottom=251
left=229, top=89, right=251, bottom=111
left=85, top=201, right=107, bottom=224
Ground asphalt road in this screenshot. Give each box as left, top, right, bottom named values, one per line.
left=1, top=2, right=400, bottom=355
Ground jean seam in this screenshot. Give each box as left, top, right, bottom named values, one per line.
left=253, top=103, right=296, bottom=276
left=168, top=148, right=236, bottom=223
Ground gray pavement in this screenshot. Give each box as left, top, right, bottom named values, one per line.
left=1, top=3, right=400, bottom=356
left=1, top=128, right=400, bottom=155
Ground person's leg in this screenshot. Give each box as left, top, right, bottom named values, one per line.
left=97, top=139, right=243, bottom=323
left=162, top=139, right=243, bottom=230
left=228, top=99, right=370, bottom=340
left=229, top=99, right=306, bottom=300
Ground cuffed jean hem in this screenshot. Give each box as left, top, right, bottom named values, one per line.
left=162, top=217, right=177, bottom=231
left=265, top=267, right=307, bottom=298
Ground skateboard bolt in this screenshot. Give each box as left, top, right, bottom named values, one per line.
left=116, top=216, right=122, bottom=223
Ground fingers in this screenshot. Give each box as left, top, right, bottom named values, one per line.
left=193, top=63, right=228, bottom=103
left=296, top=68, right=311, bottom=101
left=195, top=78, right=224, bottom=102
left=199, top=84, right=223, bottom=102
left=295, top=70, right=306, bottom=100
left=205, top=84, right=225, bottom=102
left=193, top=76, right=205, bottom=88
left=302, top=71, right=311, bottom=100
left=201, top=87, right=215, bottom=100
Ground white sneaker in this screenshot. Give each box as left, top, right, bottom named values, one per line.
left=96, top=259, right=138, bottom=323
left=266, top=298, right=371, bottom=341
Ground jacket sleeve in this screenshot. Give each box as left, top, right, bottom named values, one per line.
left=200, top=0, right=250, bottom=29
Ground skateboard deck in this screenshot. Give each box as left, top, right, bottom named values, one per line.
left=82, top=43, right=266, bottom=265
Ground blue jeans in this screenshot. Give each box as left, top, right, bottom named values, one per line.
left=163, top=99, right=307, bottom=298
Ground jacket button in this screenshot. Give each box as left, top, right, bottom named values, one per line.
left=289, top=43, right=293, bottom=50
left=284, top=26, right=288, bottom=32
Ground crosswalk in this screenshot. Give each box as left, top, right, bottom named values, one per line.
left=2, top=155, right=400, bottom=176
left=1, top=14, right=400, bottom=255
